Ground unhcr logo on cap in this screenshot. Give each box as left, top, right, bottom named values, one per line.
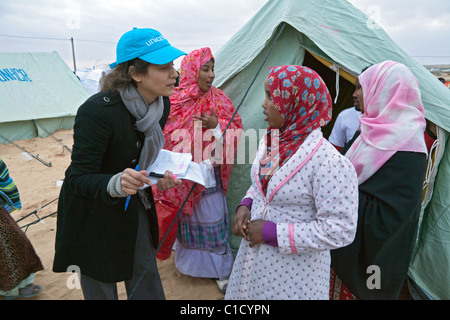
left=109, top=27, right=186, bottom=69
left=146, top=36, right=166, bottom=47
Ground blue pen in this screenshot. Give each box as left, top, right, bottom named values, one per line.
left=124, top=164, right=139, bottom=211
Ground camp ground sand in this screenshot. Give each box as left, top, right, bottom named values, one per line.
left=0, top=129, right=224, bottom=300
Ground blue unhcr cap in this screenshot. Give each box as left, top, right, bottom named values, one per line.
left=109, top=27, right=186, bottom=69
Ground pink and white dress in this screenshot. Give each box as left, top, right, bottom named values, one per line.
left=225, top=129, right=359, bottom=300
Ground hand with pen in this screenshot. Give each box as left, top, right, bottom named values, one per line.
left=154, top=170, right=182, bottom=191
left=121, top=167, right=182, bottom=196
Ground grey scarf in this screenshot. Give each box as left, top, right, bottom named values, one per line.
left=118, top=84, right=165, bottom=171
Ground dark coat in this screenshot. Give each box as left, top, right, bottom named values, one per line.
left=331, top=131, right=427, bottom=299
left=52, top=90, right=170, bottom=283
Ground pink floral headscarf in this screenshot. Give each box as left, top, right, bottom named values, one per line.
left=344, top=60, right=428, bottom=184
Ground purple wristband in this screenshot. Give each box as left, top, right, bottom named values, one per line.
left=262, top=221, right=278, bottom=247
left=238, top=197, right=253, bottom=211
left=237, top=198, right=277, bottom=246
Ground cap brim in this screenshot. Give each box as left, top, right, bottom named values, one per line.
left=139, top=45, right=186, bottom=65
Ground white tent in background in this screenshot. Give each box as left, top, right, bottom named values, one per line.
left=0, top=51, right=90, bottom=143
left=76, top=68, right=109, bottom=96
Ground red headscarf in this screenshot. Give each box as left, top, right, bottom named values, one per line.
left=152, top=47, right=243, bottom=216
left=260, top=65, right=332, bottom=193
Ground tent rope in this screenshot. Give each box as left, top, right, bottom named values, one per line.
left=334, top=64, right=340, bottom=104
left=127, top=22, right=287, bottom=299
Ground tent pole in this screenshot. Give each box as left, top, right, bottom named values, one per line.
left=71, top=37, right=77, bottom=71
left=0, top=133, right=52, bottom=167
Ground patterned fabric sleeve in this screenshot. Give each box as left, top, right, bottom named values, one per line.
left=238, top=183, right=258, bottom=210
left=0, top=158, right=22, bottom=213
left=238, top=197, right=253, bottom=211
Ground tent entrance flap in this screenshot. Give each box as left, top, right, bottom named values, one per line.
left=308, top=51, right=356, bottom=84
left=301, top=51, right=356, bottom=139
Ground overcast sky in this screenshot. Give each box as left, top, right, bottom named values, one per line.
left=1, top=0, right=449, bottom=70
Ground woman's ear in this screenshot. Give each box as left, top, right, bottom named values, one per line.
left=129, top=66, right=142, bottom=83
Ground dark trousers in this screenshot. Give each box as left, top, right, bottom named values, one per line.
left=80, top=202, right=165, bottom=300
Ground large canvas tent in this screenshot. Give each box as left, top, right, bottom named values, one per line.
left=0, top=52, right=90, bottom=143
left=213, top=0, right=450, bottom=299
left=76, top=68, right=108, bottom=96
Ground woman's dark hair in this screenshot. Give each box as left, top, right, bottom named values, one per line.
left=101, top=58, right=150, bottom=92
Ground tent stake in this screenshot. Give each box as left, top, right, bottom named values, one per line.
left=0, top=133, right=52, bottom=167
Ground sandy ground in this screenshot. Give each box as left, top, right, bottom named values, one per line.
left=0, top=129, right=224, bottom=300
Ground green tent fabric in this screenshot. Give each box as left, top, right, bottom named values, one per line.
left=0, top=52, right=90, bottom=143
left=409, top=133, right=450, bottom=300
left=213, top=0, right=450, bottom=299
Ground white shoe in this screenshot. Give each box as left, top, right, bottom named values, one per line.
left=215, top=279, right=229, bottom=294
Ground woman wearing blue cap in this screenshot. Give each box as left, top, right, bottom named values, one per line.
left=53, top=28, right=186, bottom=300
